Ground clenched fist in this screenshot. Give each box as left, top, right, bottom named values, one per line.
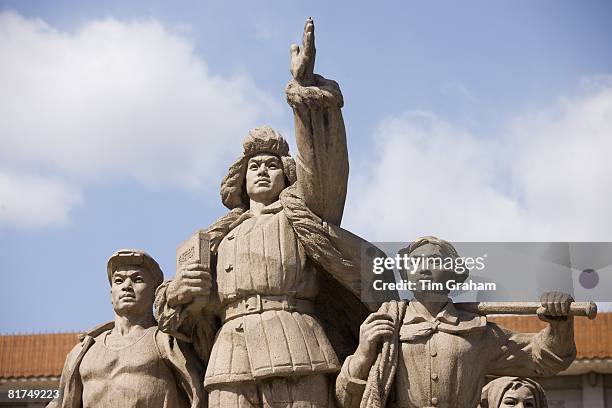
left=166, top=261, right=212, bottom=308
left=537, top=291, right=574, bottom=322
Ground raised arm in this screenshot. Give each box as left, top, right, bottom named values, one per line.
left=286, top=18, right=348, bottom=225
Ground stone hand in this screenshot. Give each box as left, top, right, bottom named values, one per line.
left=290, top=17, right=316, bottom=86
left=167, top=261, right=212, bottom=308
left=537, top=291, right=574, bottom=322
left=353, top=312, right=395, bottom=369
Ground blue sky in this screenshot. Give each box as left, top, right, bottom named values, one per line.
left=1, top=1, right=611, bottom=333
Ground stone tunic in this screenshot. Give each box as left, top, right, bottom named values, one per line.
left=205, top=204, right=340, bottom=386
left=154, top=75, right=351, bottom=392
left=336, top=301, right=576, bottom=408
left=79, top=327, right=183, bottom=407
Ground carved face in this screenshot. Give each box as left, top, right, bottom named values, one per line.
left=499, top=384, right=536, bottom=407
left=405, top=243, right=455, bottom=298
left=245, top=153, right=286, bottom=206
left=110, top=265, right=156, bottom=316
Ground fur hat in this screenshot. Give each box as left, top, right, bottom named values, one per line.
left=220, top=126, right=297, bottom=210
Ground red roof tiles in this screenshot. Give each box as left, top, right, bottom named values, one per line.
left=0, top=332, right=79, bottom=379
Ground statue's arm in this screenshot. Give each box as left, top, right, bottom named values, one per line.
left=155, top=260, right=215, bottom=341
left=154, top=281, right=195, bottom=342
left=335, top=355, right=368, bottom=408
left=335, top=310, right=396, bottom=407
left=536, top=291, right=576, bottom=360
left=487, top=292, right=577, bottom=377
left=487, top=319, right=576, bottom=377
left=154, top=330, right=206, bottom=407
left=539, top=316, right=576, bottom=358
left=286, top=18, right=348, bottom=225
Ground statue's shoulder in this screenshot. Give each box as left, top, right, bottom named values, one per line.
left=457, top=310, right=489, bottom=332
left=376, top=300, right=409, bottom=315
left=78, top=321, right=114, bottom=343
left=59, top=322, right=114, bottom=374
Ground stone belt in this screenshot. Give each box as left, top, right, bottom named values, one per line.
left=220, top=294, right=315, bottom=323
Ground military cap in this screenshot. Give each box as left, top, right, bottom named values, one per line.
left=107, top=249, right=164, bottom=287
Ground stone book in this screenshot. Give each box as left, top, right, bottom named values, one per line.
left=176, top=230, right=210, bottom=310
left=176, top=230, right=210, bottom=271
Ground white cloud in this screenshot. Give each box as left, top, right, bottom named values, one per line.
left=440, top=81, right=477, bottom=103
left=344, top=79, right=612, bottom=241
left=0, top=12, right=280, bottom=227
left=0, top=171, right=81, bottom=228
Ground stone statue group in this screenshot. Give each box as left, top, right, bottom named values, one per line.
left=50, top=19, right=580, bottom=408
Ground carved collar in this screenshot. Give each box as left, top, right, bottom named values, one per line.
left=229, top=200, right=284, bottom=230
left=399, top=300, right=487, bottom=341
left=404, top=300, right=460, bottom=325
